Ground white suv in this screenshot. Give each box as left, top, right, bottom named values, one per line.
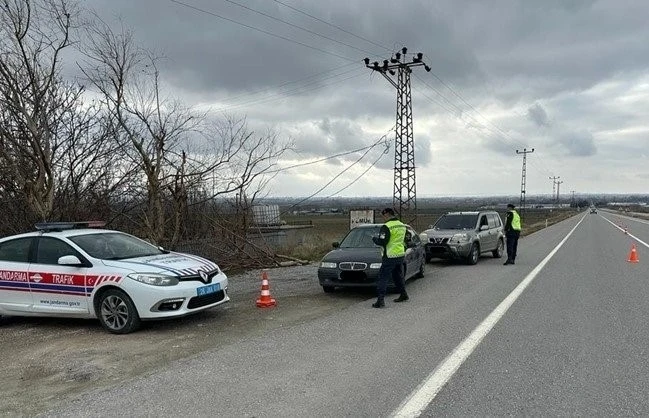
left=0, top=222, right=229, bottom=333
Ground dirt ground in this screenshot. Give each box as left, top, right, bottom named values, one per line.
left=0, top=264, right=371, bottom=417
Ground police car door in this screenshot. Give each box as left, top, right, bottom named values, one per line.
left=29, top=236, right=90, bottom=315
left=0, top=237, right=35, bottom=313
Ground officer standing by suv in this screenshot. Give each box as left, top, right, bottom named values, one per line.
left=371, top=208, right=409, bottom=308
left=504, top=203, right=521, bottom=265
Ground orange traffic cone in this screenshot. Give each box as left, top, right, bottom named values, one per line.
left=256, top=270, right=277, bottom=308
left=627, top=244, right=639, bottom=263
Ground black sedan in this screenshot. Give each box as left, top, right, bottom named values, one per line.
left=317, top=223, right=426, bottom=293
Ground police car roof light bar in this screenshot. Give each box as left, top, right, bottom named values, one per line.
left=34, top=221, right=106, bottom=231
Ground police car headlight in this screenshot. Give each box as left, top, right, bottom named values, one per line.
left=450, top=233, right=470, bottom=244
left=128, top=273, right=179, bottom=286
left=369, top=263, right=382, bottom=269
left=320, top=262, right=337, bottom=268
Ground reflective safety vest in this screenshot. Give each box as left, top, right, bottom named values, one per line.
left=385, top=219, right=407, bottom=258
left=510, top=210, right=521, bottom=231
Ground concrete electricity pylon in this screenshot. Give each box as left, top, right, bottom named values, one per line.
left=556, top=180, right=564, bottom=204
left=516, top=148, right=534, bottom=215
left=364, top=47, right=430, bottom=228
left=549, top=176, right=560, bottom=202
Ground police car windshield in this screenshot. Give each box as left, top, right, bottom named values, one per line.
left=339, top=226, right=381, bottom=248
left=69, top=232, right=164, bottom=260
left=433, top=214, right=478, bottom=230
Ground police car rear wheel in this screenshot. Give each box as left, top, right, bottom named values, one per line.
left=98, top=289, right=141, bottom=334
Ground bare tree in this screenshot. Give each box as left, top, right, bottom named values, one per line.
left=0, top=0, right=84, bottom=221
left=81, top=19, right=292, bottom=247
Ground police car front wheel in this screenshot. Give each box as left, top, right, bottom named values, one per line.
left=97, top=289, right=141, bottom=334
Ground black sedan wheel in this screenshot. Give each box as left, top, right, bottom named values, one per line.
left=415, top=260, right=425, bottom=278
left=97, top=289, right=141, bottom=334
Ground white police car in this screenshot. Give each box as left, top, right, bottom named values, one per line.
left=0, top=222, right=229, bottom=333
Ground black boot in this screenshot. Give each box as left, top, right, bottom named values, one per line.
left=372, top=298, right=385, bottom=308
left=394, top=293, right=409, bottom=303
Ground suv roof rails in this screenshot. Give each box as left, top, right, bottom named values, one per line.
left=34, top=221, right=106, bottom=232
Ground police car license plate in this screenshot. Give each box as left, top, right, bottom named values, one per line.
left=197, top=283, right=220, bottom=296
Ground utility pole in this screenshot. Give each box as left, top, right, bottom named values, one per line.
left=570, top=190, right=576, bottom=208
left=549, top=176, right=560, bottom=204
left=556, top=180, right=564, bottom=205
left=364, top=47, right=430, bottom=228
left=516, top=148, right=534, bottom=216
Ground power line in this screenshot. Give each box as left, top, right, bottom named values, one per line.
left=278, top=129, right=393, bottom=215
left=267, top=128, right=393, bottom=174
left=272, top=0, right=393, bottom=53
left=413, top=73, right=557, bottom=178
left=213, top=67, right=365, bottom=112
left=418, top=57, right=558, bottom=176
left=325, top=142, right=390, bottom=198
left=221, top=0, right=383, bottom=57
left=170, top=0, right=357, bottom=62
left=214, top=62, right=358, bottom=106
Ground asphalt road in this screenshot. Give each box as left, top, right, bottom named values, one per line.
left=42, top=210, right=649, bottom=417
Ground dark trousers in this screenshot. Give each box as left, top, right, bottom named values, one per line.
left=376, top=256, right=406, bottom=300
left=505, top=231, right=520, bottom=262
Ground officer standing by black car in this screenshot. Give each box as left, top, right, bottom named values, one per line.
left=503, top=203, right=522, bottom=265
left=371, top=208, right=409, bottom=308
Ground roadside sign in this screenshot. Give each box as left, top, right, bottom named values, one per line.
left=349, top=209, right=374, bottom=230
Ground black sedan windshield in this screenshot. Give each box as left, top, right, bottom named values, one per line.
left=339, top=226, right=381, bottom=248
left=70, top=232, right=165, bottom=260
left=433, top=214, right=478, bottom=230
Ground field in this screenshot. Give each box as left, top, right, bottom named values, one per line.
left=282, top=207, right=578, bottom=262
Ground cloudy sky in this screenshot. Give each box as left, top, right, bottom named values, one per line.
left=86, top=0, right=649, bottom=199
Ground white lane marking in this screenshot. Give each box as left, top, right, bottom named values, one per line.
left=601, top=216, right=649, bottom=249
left=602, top=211, right=649, bottom=227
left=391, top=215, right=587, bottom=418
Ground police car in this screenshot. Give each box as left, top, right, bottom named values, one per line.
left=0, top=221, right=229, bottom=333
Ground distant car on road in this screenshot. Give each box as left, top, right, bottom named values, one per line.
left=0, top=221, right=229, bottom=333
left=590, top=207, right=598, bottom=214
left=317, top=223, right=425, bottom=293
left=421, top=211, right=505, bottom=265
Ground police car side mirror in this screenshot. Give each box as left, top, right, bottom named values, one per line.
left=479, top=225, right=489, bottom=231
left=332, top=242, right=340, bottom=248
left=58, top=255, right=84, bottom=266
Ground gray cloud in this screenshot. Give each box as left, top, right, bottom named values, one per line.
left=527, top=103, right=550, bottom=127
left=556, top=130, right=597, bottom=157
left=75, top=0, right=649, bottom=196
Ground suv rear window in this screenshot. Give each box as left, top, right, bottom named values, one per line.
left=433, top=214, right=478, bottom=230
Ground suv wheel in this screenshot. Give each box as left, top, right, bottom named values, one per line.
left=466, top=243, right=480, bottom=265
left=322, top=286, right=335, bottom=293
left=492, top=238, right=504, bottom=258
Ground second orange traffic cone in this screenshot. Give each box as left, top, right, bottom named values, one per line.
left=627, top=244, right=639, bottom=263
left=256, top=270, right=277, bottom=308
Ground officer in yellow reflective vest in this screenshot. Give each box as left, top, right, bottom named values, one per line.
left=504, top=203, right=522, bottom=265
left=371, top=208, right=409, bottom=308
